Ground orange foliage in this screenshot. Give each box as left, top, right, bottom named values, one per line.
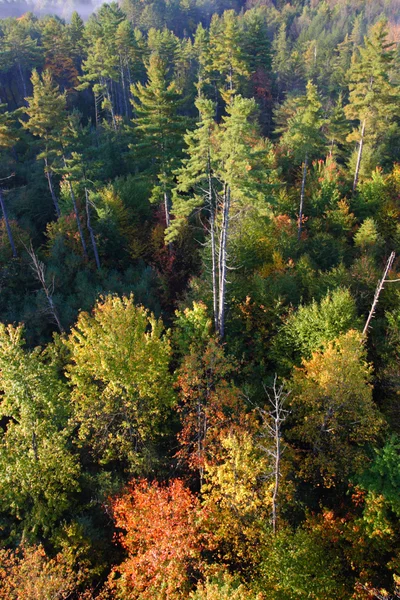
left=107, top=479, right=204, bottom=599
left=176, top=339, right=249, bottom=480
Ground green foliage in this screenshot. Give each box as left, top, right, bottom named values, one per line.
left=0, top=324, right=79, bottom=539
left=357, top=435, right=400, bottom=516
left=278, top=81, right=326, bottom=164
left=273, top=287, right=360, bottom=369
left=67, top=294, right=175, bottom=471
left=259, top=526, right=349, bottom=599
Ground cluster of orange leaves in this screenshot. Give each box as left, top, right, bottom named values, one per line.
left=107, top=478, right=204, bottom=599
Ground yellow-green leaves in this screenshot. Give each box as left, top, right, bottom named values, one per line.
left=289, top=330, right=385, bottom=485
left=67, top=294, right=175, bottom=470
left=0, top=323, right=79, bottom=538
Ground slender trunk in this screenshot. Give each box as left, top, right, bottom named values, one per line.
left=353, top=119, right=366, bottom=192
left=120, top=58, right=129, bottom=117
left=17, top=61, right=27, bottom=100
left=0, top=189, right=17, bottom=258
left=63, top=157, right=88, bottom=258
left=44, top=157, right=61, bottom=217
left=85, top=187, right=101, bottom=270
left=126, top=64, right=133, bottom=117
left=228, top=64, right=233, bottom=92
left=298, top=153, right=307, bottom=241
left=164, top=188, right=172, bottom=253
left=164, top=189, right=171, bottom=229
left=208, top=157, right=218, bottom=333
left=272, top=411, right=280, bottom=535
left=218, top=184, right=230, bottom=339
left=363, top=251, right=395, bottom=336
left=28, top=245, right=64, bottom=333
left=104, top=78, right=117, bottom=131
left=94, top=93, right=99, bottom=128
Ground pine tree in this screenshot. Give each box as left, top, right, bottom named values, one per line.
left=325, top=93, right=349, bottom=159
left=41, top=17, right=78, bottom=91
left=23, top=72, right=88, bottom=257
left=0, top=21, right=42, bottom=103
left=169, top=97, right=219, bottom=328
left=193, top=23, right=211, bottom=96
left=68, top=10, right=85, bottom=66
left=79, top=38, right=119, bottom=130
left=131, top=54, right=188, bottom=231
left=208, top=10, right=249, bottom=105
left=23, top=69, right=65, bottom=217
left=345, top=20, right=399, bottom=191
left=279, top=81, right=326, bottom=239
left=0, top=105, right=18, bottom=258
left=215, top=96, right=273, bottom=337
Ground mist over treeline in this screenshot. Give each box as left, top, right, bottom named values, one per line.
left=1, top=0, right=400, bottom=25
left=0, top=0, right=102, bottom=20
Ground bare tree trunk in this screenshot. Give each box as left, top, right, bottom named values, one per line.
left=363, top=251, right=395, bottom=336
left=94, top=93, right=99, bottom=128
left=85, top=186, right=101, bottom=270
left=17, top=61, right=27, bottom=100
left=353, top=119, right=366, bottom=192
left=105, top=79, right=117, bottom=131
left=217, top=184, right=230, bottom=338
left=298, top=153, right=307, bottom=241
left=27, top=244, right=64, bottom=333
left=120, top=58, right=129, bottom=117
left=63, top=156, right=88, bottom=258
left=0, top=188, right=17, bottom=258
left=257, top=376, right=290, bottom=535
left=209, top=168, right=218, bottom=334
left=44, top=157, right=61, bottom=217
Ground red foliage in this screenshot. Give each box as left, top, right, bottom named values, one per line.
left=107, top=478, right=204, bottom=599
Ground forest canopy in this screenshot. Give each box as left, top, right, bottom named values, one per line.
left=0, top=0, right=400, bottom=597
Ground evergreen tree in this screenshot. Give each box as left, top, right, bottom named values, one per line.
left=23, top=72, right=88, bottom=257
left=169, top=97, right=219, bottom=328
left=215, top=96, right=274, bottom=337
left=131, top=54, right=188, bottom=231
left=41, top=17, right=78, bottom=91
left=79, top=38, right=119, bottom=130
left=278, top=80, right=326, bottom=238
left=0, top=21, right=42, bottom=103
left=345, top=20, right=399, bottom=191
left=208, top=10, right=249, bottom=105
left=0, top=105, right=18, bottom=258
left=23, top=69, right=65, bottom=217
left=193, top=23, right=211, bottom=96
left=325, top=93, right=349, bottom=159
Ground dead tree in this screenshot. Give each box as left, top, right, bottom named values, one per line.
left=27, top=244, right=64, bottom=333
left=363, top=252, right=396, bottom=336
left=256, top=375, right=291, bottom=534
